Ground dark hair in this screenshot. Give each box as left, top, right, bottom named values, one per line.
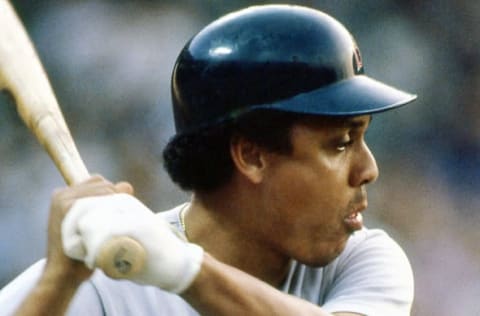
left=162, top=110, right=301, bottom=193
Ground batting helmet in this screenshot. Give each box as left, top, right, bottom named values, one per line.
left=171, top=4, right=416, bottom=134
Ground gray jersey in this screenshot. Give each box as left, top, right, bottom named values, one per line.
left=0, top=204, right=413, bottom=316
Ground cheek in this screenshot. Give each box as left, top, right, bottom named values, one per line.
left=266, top=162, right=345, bottom=213
left=265, top=165, right=317, bottom=208
left=262, top=165, right=338, bottom=233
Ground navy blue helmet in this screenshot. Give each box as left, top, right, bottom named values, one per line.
left=171, top=5, right=416, bottom=134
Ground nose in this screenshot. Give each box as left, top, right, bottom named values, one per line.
left=349, top=141, right=379, bottom=187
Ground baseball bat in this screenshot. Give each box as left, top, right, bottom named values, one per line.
left=0, top=0, right=146, bottom=279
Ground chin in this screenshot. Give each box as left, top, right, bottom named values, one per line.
left=300, top=238, right=349, bottom=267
left=303, top=257, right=336, bottom=268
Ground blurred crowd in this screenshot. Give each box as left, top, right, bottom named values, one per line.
left=1, top=1, right=479, bottom=315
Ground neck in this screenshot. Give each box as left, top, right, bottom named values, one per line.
left=183, top=189, right=291, bottom=287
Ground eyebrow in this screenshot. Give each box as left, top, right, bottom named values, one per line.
left=339, top=115, right=372, bottom=129
left=299, top=115, right=372, bottom=131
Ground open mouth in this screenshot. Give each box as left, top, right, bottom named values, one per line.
left=344, top=210, right=364, bottom=232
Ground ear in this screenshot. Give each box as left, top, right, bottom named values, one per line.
left=230, top=135, right=266, bottom=184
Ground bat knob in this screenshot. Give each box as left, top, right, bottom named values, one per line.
left=95, top=236, right=147, bottom=279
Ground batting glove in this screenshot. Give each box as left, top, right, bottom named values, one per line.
left=61, top=193, right=203, bottom=293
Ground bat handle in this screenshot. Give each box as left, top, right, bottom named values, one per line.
left=37, top=115, right=147, bottom=278
left=39, top=116, right=147, bottom=278
left=38, top=116, right=147, bottom=277
left=35, top=114, right=90, bottom=185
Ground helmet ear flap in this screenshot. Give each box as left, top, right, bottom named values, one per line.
left=171, top=5, right=416, bottom=135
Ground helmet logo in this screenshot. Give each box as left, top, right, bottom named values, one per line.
left=353, top=46, right=364, bottom=74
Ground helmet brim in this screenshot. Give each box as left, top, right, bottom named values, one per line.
left=254, top=75, right=417, bottom=116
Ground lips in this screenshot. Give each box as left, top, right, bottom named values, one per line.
left=343, top=203, right=367, bottom=232
left=344, top=212, right=363, bottom=232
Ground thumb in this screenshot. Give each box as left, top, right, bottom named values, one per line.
left=114, top=181, right=134, bottom=195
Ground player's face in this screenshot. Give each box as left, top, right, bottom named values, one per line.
left=258, top=115, right=377, bottom=266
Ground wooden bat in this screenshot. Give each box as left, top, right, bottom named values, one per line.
left=0, top=0, right=146, bottom=279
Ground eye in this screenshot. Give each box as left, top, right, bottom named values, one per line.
left=336, top=138, right=354, bottom=152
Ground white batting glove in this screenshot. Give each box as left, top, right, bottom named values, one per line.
left=61, top=193, right=203, bottom=293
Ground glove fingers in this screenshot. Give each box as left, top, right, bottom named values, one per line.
left=62, top=194, right=154, bottom=268
left=61, top=198, right=90, bottom=262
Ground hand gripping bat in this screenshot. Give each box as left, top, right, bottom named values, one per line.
left=0, top=0, right=146, bottom=279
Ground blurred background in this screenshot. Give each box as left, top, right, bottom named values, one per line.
left=0, top=1, right=478, bottom=315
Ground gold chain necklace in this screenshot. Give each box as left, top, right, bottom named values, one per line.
left=180, top=207, right=186, bottom=232
left=179, top=205, right=189, bottom=241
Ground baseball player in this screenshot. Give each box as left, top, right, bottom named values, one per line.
left=0, top=5, right=416, bottom=316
